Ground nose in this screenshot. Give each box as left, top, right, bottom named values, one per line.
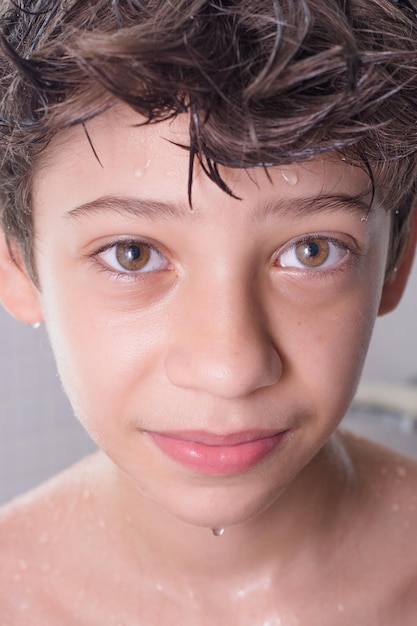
left=164, top=276, right=282, bottom=399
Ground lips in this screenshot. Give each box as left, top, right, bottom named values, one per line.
left=147, top=429, right=288, bottom=475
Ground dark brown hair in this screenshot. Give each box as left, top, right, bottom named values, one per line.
left=1, top=0, right=417, bottom=281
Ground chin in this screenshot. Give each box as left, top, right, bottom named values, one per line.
left=155, top=485, right=283, bottom=533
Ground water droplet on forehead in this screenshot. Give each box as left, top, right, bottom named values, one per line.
left=212, top=528, right=225, bottom=536
left=133, top=157, right=151, bottom=179
left=281, top=170, right=298, bottom=186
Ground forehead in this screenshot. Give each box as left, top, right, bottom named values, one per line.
left=33, top=103, right=373, bottom=218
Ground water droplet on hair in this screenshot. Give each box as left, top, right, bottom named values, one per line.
left=281, top=170, right=298, bottom=186
left=212, top=528, right=225, bottom=536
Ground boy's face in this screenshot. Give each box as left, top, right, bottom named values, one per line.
left=31, top=104, right=392, bottom=528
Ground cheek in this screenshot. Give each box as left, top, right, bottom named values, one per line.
left=286, top=280, right=382, bottom=421
left=40, top=280, right=167, bottom=434
left=280, top=229, right=389, bottom=391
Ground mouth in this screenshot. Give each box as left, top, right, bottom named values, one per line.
left=146, top=429, right=289, bottom=475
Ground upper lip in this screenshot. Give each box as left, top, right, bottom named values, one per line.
left=146, top=429, right=288, bottom=446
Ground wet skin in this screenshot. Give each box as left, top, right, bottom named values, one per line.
left=31, top=105, right=391, bottom=530
left=0, top=104, right=417, bottom=624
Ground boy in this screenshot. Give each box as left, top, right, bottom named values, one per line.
left=0, top=0, right=416, bottom=624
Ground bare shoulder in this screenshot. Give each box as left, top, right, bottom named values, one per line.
left=0, top=450, right=103, bottom=542
left=341, top=428, right=417, bottom=512
left=339, top=430, right=417, bottom=622
left=0, top=452, right=104, bottom=624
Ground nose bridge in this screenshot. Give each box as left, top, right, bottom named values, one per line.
left=164, top=269, right=282, bottom=398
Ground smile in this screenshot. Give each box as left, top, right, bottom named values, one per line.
left=146, top=429, right=289, bottom=475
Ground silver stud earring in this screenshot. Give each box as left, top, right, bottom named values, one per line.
left=31, top=322, right=42, bottom=329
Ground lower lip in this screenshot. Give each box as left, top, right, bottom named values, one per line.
left=147, top=431, right=287, bottom=475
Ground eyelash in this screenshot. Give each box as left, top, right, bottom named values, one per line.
left=275, top=234, right=357, bottom=273
left=89, top=233, right=358, bottom=281
left=91, top=239, right=170, bottom=279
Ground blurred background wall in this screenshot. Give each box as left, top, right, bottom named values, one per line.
left=0, top=309, right=95, bottom=504
left=1, top=262, right=417, bottom=506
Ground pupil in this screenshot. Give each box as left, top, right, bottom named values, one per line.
left=305, top=242, right=320, bottom=258
left=125, top=245, right=141, bottom=261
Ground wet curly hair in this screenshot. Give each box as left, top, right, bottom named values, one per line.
left=1, top=0, right=417, bottom=281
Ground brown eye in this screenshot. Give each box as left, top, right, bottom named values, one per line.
left=97, top=239, right=169, bottom=275
left=294, top=239, right=329, bottom=267
left=279, top=236, right=348, bottom=270
left=115, top=242, right=151, bottom=271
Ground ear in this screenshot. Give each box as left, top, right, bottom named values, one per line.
left=0, top=231, right=44, bottom=324
left=378, top=207, right=417, bottom=316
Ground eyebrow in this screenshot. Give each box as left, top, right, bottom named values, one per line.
left=66, top=196, right=188, bottom=221
left=65, top=192, right=372, bottom=223
left=256, top=193, right=372, bottom=223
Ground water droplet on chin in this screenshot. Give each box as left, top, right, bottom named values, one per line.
left=212, top=528, right=225, bottom=536
left=281, top=170, right=298, bottom=186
